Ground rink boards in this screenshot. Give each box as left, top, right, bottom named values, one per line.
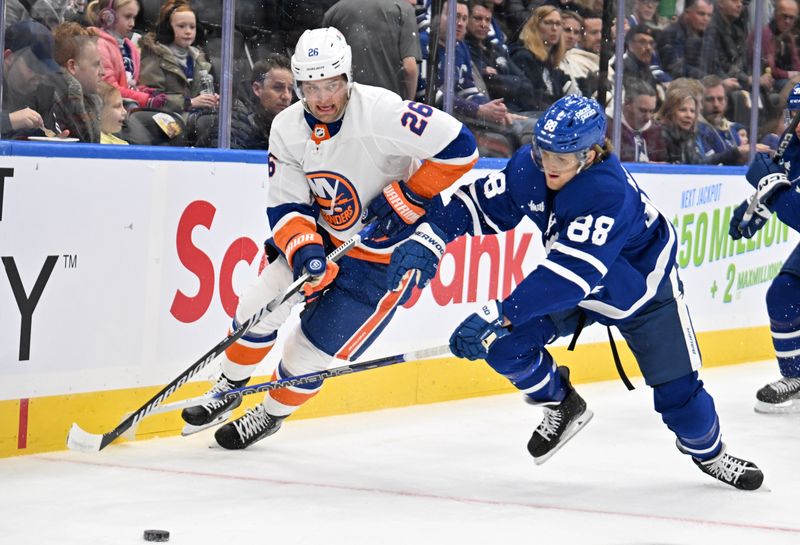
left=0, top=142, right=794, bottom=457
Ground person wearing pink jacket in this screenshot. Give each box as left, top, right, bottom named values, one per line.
left=85, top=0, right=166, bottom=109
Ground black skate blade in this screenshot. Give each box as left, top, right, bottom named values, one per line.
left=181, top=413, right=230, bottom=436
left=754, top=399, right=800, bottom=414
left=533, top=409, right=594, bottom=466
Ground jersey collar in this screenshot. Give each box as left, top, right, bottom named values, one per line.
left=304, top=111, right=344, bottom=145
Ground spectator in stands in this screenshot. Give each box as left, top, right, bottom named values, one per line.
left=748, top=0, right=800, bottom=92
left=510, top=6, right=569, bottom=112
left=97, top=81, right=129, bottom=144
left=656, top=84, right=705, bottom=163
left=626, top=0, right=669, bottom=30
left=561, top=10, right=603, bottom=99
left=86, top=0, right=165, bottom=110
left=1, top=21, right=61, bottom=139
left=466, top=0, right=535, bottom=113
left=51, top=21, right=103, bottom=142
left=615, top=80, right=667, bottom=162
left=323, top=0, right=421, bottom=100
left=620, top=25, right=671, bottom=100
left=417, top=0, right=507, bottom=124
left=139, top=0, right=217, bottom=116
left=707, top=0, right=750, bottom=92
left=581, top=11, right=602, bottom=55
left=561, top=10, right=583, bottom=51
left=657, top=0, right=716, bottom=80
left=194, top=54, right=294, bottom=149
left=486, top=0, right=511, bottom=51
left=696, top=74, right=772, bottom=164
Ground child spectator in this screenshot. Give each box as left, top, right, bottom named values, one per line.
left=51, top=21, right=103, bottom=142
left=97, top=81, right=129, bottom=143
left=86, top=0, right=164, bottom=109
left=139, top=0, right=218, bottom=116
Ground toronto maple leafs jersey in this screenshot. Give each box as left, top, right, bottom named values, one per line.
left=760, top=131, right=800, bottom=231
left=428, top=144, right=677, bottom=326
left=266, top=82, right=478, bottom=263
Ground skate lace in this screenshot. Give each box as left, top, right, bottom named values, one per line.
left=770, top=377, right=800, bottom=395
left=705, top=453, right=747, bottom=484
left=233, top=405, right=272, bottom=440
left=203, top=378, right=235, bottom=411
left=537, top=407, right=563, bottom=440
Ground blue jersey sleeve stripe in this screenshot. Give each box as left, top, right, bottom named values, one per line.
left=434, top=125, right=477, bottom=160
left=453, top=189, right=484, bottom=236
left=550, top=243, right=609, bottom=276
left=540, top=260, right=591, bottom=295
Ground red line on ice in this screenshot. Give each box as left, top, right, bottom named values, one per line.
left=38, top=455, right=800, bottom=535
left=17, top=398, right=29, bottom=449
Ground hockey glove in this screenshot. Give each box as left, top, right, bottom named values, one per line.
left=286, top=233, right=338, bottom=303
left=362, top=180, right=429, bottom=239
left=386, top=222, right=447, bottom=304
left=449, top=301, right=510, bottom=361
left=745, top=153, right=790, bottom=206
left=729, top=196, right=772, bottom=240
left=731, top=153, right=792, bottom=238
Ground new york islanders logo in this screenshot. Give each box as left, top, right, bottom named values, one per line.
left=306, top=171, right=361, bottom=231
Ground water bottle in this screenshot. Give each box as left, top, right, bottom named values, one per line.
left=197, top=70, right=215, bottom=95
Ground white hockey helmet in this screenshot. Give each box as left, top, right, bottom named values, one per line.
left=291, top=27, right=353, bottom=103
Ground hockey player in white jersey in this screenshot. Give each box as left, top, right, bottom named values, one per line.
left=391, top=96, right=764, bottom=490
left=180, top=27, right=478, bottom=449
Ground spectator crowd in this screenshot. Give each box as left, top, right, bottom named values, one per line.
left=0, top=0, right=796, bottom=163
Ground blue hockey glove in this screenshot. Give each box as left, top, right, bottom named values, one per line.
left=449, top=301, right=510, bottom=361
left=386, top=222, right=447, bottom=304
left=362, top=180, right=429, bottom=239
left=729, top=197, right=771, bottom=240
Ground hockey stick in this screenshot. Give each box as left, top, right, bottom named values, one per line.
left=67, top=223, right=376, bottom=453
left=738, top=108, right=800, bottom=232
left=129, top=345, right=452, bottom=417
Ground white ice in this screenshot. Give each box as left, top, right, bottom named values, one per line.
left=1, top=361, right=798, bottom=545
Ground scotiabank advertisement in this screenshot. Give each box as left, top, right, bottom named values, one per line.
left=0, top=154, right=796, bottom=400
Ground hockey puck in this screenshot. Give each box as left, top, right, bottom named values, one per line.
left=143, top=529, right=170, bottom=542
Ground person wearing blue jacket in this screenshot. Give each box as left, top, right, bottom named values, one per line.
left=391, top=95, right=764, bottom=490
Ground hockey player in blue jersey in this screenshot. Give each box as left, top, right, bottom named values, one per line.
left=729, top=82, right=800, bottom=413
left=390, top=95, right=763, bottom=489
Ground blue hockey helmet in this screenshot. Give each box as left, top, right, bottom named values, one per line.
left=788, top=81, right=800, bottom=112
left=532, top=95, right=606, bottom=170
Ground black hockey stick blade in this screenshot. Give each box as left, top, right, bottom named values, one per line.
left=66, top=224, right=374, bottom=452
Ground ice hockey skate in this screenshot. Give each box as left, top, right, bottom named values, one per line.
left=526, top=366, right=594, bottom=465
left=214, top=404, right=286, bottom=449
left=687, top=443, right=764, bottom=490
left=180, top=375, right=248, bottom=436
left=754, top=376, right=800, bottom=414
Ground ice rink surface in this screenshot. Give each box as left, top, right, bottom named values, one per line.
left=1, top=361, right=798, bottom=545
